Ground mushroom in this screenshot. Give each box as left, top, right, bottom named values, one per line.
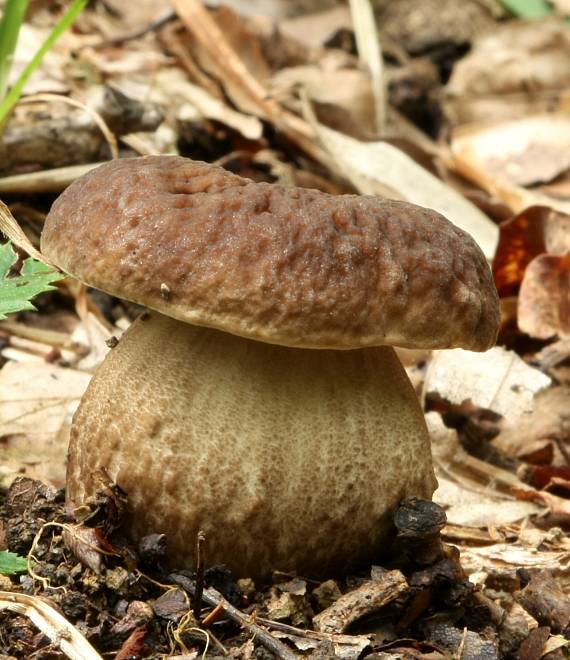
left=40, top=156, right=499, bottom=580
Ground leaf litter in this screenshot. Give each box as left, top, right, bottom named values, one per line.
left=2, top=0, right=570, bottom=658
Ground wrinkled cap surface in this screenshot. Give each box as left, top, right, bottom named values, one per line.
left=41, top=156, right=500, bottom=350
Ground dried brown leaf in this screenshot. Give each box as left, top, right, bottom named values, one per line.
left=172, top=0, right=323, bottom=162
left=424, top=347, right=552, bottom=424
left=445, top=20, right=570, bottom=125
left=493, top=207, right=553, bottom=297
left=280, top=5, right=353, bottom=49
left=427, top=413, right=544, bottom=528
left=518, top=253, right=570, bottom=339
left=493, top=386, right=570, bottom=470
left=0, top=361, right=91, bottom=486
left=450, top=116, right=570, bottom=215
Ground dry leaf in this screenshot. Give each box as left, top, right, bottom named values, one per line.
left=459, top=543, right=570, bottom=583
left=445, top=20, right=570, bottom=125
left=0, top=199, right=52, bottom=265
left=303, top=101, right=499, bottom=258
left=518, top=253, right=570, bottom=339
left=271, top=65, right=375, bottom=133
left=172, top=0, right=323, bottom=162
left=427, top=412, right=544, bottom=527
left=208, top=0, right=321, bottom=19
left=377, top=0, right=497, bottom=57
left=149, top=68, right=263, bottom=140
left=84, top=0, right=172, bottom=39
left=542, top=635, right=570, bottom=656
left=9, top=24, right=69, bottom=95
left=280, top=5, right=352, bottom=49
left=0, top=362, right=91, bottom=486
left=450, top=116, right=570, bottom=215
left=492, top=206, right=570, bottom=297
left=0, top=591, right=102, bottom=660
left=424, top=347, right=552, bottom=424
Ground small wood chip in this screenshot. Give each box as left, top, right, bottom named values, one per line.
left=312, top=569, right=409, bottom=634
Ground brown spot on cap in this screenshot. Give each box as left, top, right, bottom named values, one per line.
left=41, top=156, right=499, bottom=351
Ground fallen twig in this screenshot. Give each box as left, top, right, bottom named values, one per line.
left=193, top=529, right=206, bottom=620
left=170, top=573, right=300, bottom=660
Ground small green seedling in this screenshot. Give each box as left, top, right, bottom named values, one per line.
left=0, top=241, right=63, bottom=319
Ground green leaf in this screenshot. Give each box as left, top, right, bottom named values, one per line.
left=497, top=0, right=553, bottom=18
left=0, top=241, right=63, bottom=319
left=0, top=550, right=27, bottom=575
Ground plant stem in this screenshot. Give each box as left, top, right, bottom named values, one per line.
left=0, top=0, right=30, bottom=101
left=0, top=0, right=88, bottom=127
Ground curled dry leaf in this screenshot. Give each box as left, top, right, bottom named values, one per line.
left=518, top=252, right=570, bottom=340
left=493, top=386, right=570, bottom=468
left=450, top=116, right=570, bottom=215
left=0, top=591, right=103, bottom=660
left=149, top=68, right=263, bottom=141
left=427, top=413, right=544, bottom=528
left=493, top=206, right=570, bottom=297
left=444, top=20, right=570, bottom=125
left=424, top=347, right=552, bottom=424
left=62, top=525, right=104, bottom=574
left=270, top=65, right=376, bottom=134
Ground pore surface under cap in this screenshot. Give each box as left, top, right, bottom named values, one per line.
left=41, top=156, right=500, bottom=350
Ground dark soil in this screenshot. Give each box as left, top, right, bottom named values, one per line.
left=2, top=478, right=566, bottom=659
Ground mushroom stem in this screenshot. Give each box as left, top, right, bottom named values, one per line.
left=67, top=312, right=436, bottom=580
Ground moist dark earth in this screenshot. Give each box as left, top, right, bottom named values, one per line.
left=1, top=477, right=568, bottom=659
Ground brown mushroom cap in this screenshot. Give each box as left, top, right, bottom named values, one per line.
left=41, top=156, right=499, bottom=351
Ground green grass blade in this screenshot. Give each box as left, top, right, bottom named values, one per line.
left=0, top=0, right=30, bottom=100
left=0, top=0, right=88, bottom=125
left=497, top=0, right=553, bottom=18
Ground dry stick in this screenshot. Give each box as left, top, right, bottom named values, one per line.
left=171, top=0, right=327, bottom=166
left=0, top=162, right=103, bottom=195
left=193, top=529, right=206, bottom=620
left=200, top=601, right=224, bottom=628
left=170, top=574, right=300, bottom=660
left=256, top=616, right=368, bottom=645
